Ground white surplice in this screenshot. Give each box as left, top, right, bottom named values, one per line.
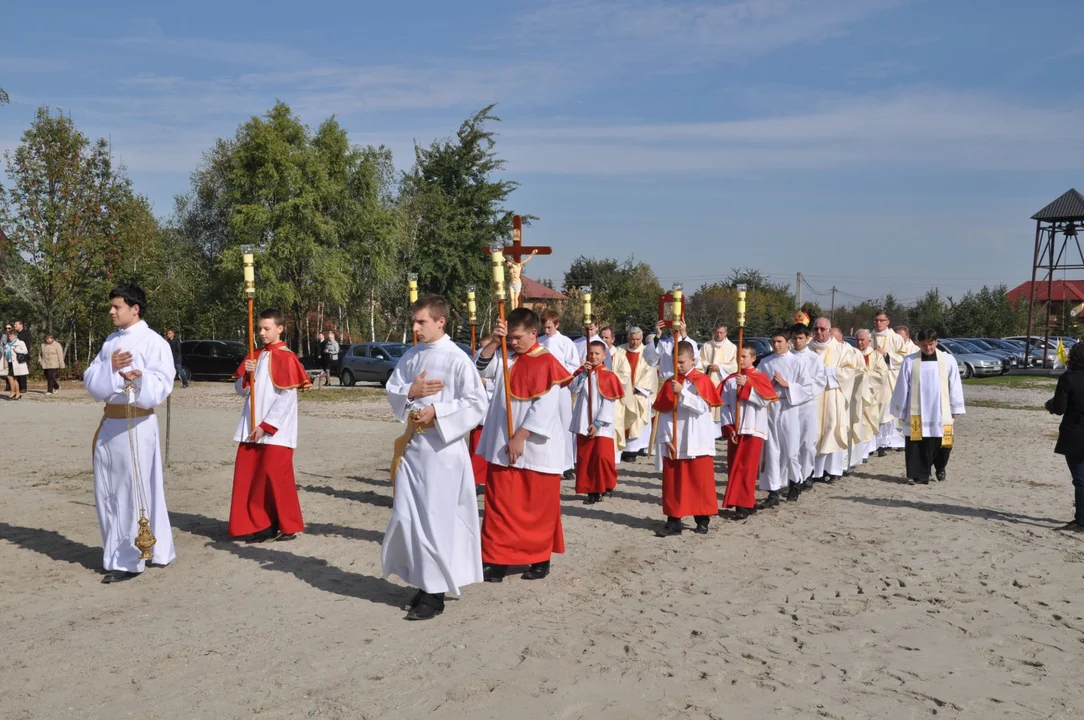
left=232, top=349, right=300, bottom=448
left=476, top=352, right=567, bottom=474
left=569, top=372, right=616, bottom=438
left=654, top=377, right=717, bottom=471
left=889, top=352, right=966, bottom=437
left=719, top=375, right=772, bottom=439
left=790, top=347, right=828, bottom=480
left=381, top=335, right=488, bottom=595
left=83, top=320, right=176, bottom=573
left=538, top=331, right=580, bottom=471
left=755, top=352, right=815, bottom=491
left=643, top=334, right=700, bottom=379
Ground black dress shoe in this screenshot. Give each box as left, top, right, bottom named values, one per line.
left=404, top=589, right=424, bottom=611
left=483, top=564, right=507, bottom=583
left=562, top=470, right=575, bottom=480
left=915, top=477, right=930, bottom=485
left=935, top=469, right=946, bottom=482
left=786, top=483, right=801, bottom=502
left=246, top=526, right=279, bottom=543
left=758, top=491, right=781, bottom=510
left=605, top=489, right=614, bottom=498
left=521, top=561, right=550, bottom=580
left=877, top=448, right=886, bottom=458
left=732, top=507, right=752, bottom=521
left=584, top=493, right=600, bottom=504
left=101, top=570, right=140, bottom=584
left=656, top=519, right=683, bottom=537
left=802, top=478, right=815, bottom=490
left=275, top=532, right=299, bottom=541
left=1058, top=522, right=1084, bottom=533
left=405, top=592, right=445, bottom=621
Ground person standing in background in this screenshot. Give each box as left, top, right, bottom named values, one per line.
left=166, top=329, right=188, bottom=389
left=326, top=331, right=340, bottom=385
left=5, top=328, right=29, bottom=399
left=1046, top=343, right=1084, bottom=532
left=39, top=334, right=65, bottom=394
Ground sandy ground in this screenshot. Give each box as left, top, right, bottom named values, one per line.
left=2, top=378, right=1082, bottom=720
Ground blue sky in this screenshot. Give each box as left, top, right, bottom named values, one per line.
left=3, top=0, right=1083, bottom=304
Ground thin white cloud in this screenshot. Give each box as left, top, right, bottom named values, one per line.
left=495, top=90, right=1084, bottom=174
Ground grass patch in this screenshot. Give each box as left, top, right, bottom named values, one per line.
left=968, top=399, right=1047, bottom=412
left=300, top=387, right=385, bottom=402
left=963, top=375, right=1057, bottom=388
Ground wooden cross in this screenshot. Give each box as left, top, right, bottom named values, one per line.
left=485, top=215, right=552, bottom=262
left=485, top=216, right=553, bottom=308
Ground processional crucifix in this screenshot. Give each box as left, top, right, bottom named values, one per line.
left=484, top=216, right=552, bottom=309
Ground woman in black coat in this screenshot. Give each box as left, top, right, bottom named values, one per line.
left=1046, top=342, right=1084, bottom=531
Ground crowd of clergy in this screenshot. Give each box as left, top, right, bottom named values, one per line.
left=84, top=284, right=965, bottom=624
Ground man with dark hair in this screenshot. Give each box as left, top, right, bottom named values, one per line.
left=475, top=307, right=572, bottom=582
left=382, top=293, right=488, bottom=620
left=889, top=329, right=965, bottom=484
left=166, top=329, right=188, bottom=389
left=83, top=283, right=177, bottom=583
left=652, top=341, right=722, bottom=536
left=757, top=329, right=814, bottom=505
left=790, top=323, right=827, bottom=488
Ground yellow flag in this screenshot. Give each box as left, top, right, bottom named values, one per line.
left=1056, top=339, right=1069, bottom=368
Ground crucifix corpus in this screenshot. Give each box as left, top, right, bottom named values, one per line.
left=485, top=215, right=552, bottom=309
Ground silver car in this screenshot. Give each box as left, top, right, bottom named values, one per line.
left=938, top=340, right=1000, bottom=379
left=338, top=342, right=409, bottom=387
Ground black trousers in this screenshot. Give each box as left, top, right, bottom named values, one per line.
left=904, top=437, right=951, bottom=480
left=45, top=368, right=60, bottom=392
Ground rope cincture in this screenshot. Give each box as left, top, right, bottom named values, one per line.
left=124, top=383, right=156, bottom=561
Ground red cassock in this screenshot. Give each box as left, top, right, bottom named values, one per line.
left=469, top=426, right=488, bottom=486
left=573, top=367, right=623, bottom=495
left=228, top=343, right=310, bottom=537
left=652, top=370, right=723, bottom=518
left=481, top=344, right=571, bottom=565
left=720, top=370, right=776, bottom=511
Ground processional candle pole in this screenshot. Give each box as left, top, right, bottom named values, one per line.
left=467, top=285, right=477, bottom=354
left=583, top=286, right=594, bottom=425
left=490, top=243, right=515, bottom=441
left=242, top=245, right=258, bottom=441
left=734, top=283, right=748, bottom=435
left=670, top=283, right=683, bottom=460
left=408, top=273, right=419, bottom=344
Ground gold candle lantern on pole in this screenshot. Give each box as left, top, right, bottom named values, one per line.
left=490, top=242, right=514, bottom=441
left=582, top=286, right=594, bottom=424
left=734, top=283, right=748, bottom=434
left=467, top=284, right=477, bottom=354
left=408, top=272, right=419, bottom=344
left=241, top=245, right=258, bottom=441
left=669, top=283, right=683, bottom=460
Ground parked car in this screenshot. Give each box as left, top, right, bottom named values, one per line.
left=979, top=338, right=1037, bottom=367
left=338, top=342, right=409, bottom=386
left=951, top=339, right=1011, bottom=374
left=1002, top=338, right=1055, bottom=368
left=937, top=340, right=1000, bottom=379
left=743, top=337, right=773, bottom=368
left=179, top=339, right=249, bottom=379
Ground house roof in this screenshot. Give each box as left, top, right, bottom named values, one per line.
left=521, top=275, right=567, bottom=301
left=1032, top=188, right=1084, bottom=222
left=1005, top=280, right=1084, bottom=303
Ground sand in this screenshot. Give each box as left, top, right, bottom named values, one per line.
left=2, top=378, right=1082, bottom=720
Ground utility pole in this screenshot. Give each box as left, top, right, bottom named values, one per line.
left=795, top=272, right=803, bottom=308
left=830, top=286, right=837, bottom=324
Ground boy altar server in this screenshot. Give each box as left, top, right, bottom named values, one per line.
left=570, top=340, right=624, bottom=504
left=652, top=341, right=722, bottom=537
left=383, top=295, right=489, bottom=621
left=720, top=343, right=778, bottom=519
left=475, top=308, right=573, bottom=582
left=84, top=284, right=177, bottom=583
left=229, top=309, right=311, bottom=542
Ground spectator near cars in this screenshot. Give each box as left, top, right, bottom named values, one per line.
left=166, top=329, right=189, bottom=388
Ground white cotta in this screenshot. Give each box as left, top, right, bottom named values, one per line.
left=719, top=375, right=773, bottom=439
left=756, top=352, right=814, bottom=491
left=232, top=350, right=300, bottom=448
left=537, top=331, right=580, bottom=471
left=475, top=352, right=567, bottom=474
left=653, top=379, right=717, bottom=471
left=381, top=335, right=488, bottom=595
left=643, top=334, right=700, bottom=379
left=569, top=371, right=616, bottom=438
left=890, top=351, right=966, bottom=438
left=83, top=320, right=176, bottom=573
left=789, top=347, right=828, bottom=480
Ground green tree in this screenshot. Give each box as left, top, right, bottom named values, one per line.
left=0, top=88, right=9, bottom=106
left=909, top=288, right=949, bottom=335
left=399, top=105, right=523, bottom=336
left=560, top=256, right=662, bottom=331
left=0, top=107, right=133, bottom=352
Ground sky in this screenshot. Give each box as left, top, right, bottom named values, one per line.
left=3, top=0, right=1084, bottom=305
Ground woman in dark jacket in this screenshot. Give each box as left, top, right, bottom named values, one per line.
left=1047, top=342, right=1084, bottom=531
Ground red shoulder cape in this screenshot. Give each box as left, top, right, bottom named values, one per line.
left=509, top=344, right=573, bottom=400
left=234, top=342, right=312, bottom=391
left=652, top=369, right=723, bottom=412
left=572, top=366, right=624, bottom=400
left=721, top=369, right=778, bottom=403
